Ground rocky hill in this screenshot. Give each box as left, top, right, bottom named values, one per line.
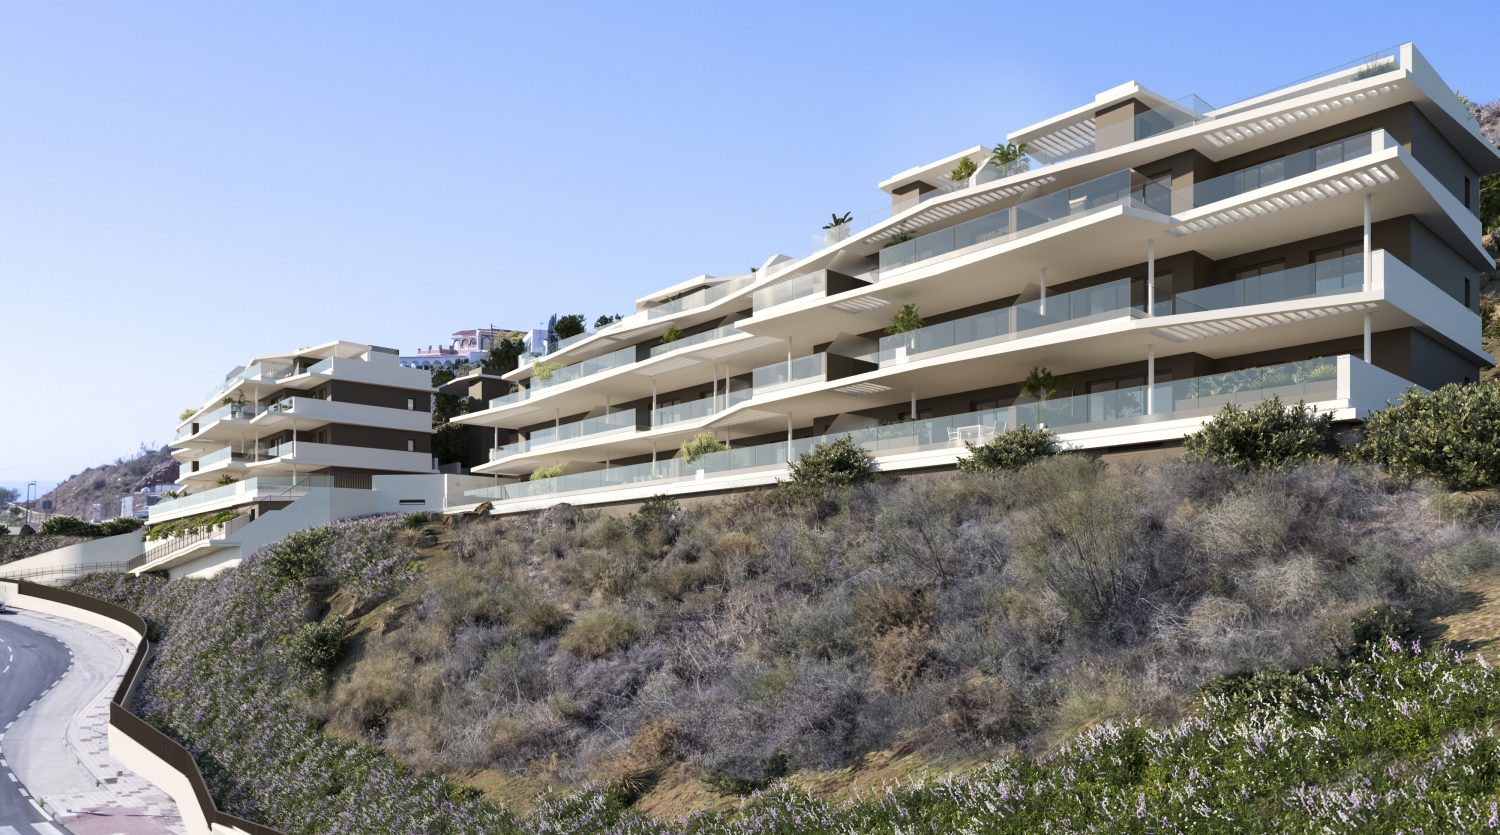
left=40, top=445, right=178, bottom=519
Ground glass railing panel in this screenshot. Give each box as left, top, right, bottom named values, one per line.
left=649, top=325, right=741, bottom=357
left=1192, top=133, right=1374, bottom=208
left=489, top=440, right=530, bottom=461
left=532, top=345, right=637, bottom=391
left=1134, top=94, right=1214, bottom=142
left=1163, top=255, right=1364, bottom=315
left=488, top=389, right=529, bottom=409
left=530, top=409, right=638, bottom=448
left=648, top=277, right=754, bottom=319
left=752, top=354, right=827, bottom=392
left=1013, top=277, right=1138, bottom=333
left=752, top=271, right=826, bottom=312
left=482, top=358, right=1348, bottom=504
left=879, top=170, right=1170, bottom=273
left=652, top=396, right=726, bottom=427
left=305, top=357, right=334, bottom=376
left=148, top=475, right=334, bottom=519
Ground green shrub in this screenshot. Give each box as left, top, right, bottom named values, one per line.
left=660, top=324, right=684, bottom=344
left=958, top=426, right=1057, bottom=473
left=560, top=608, right=640, bottom=658
left=39, top=515, right=99, bottom=536
left=1354, top=382, right=1500, bottom=490
left=284, top=616, right=348, bottom=674
left=144, top=510, right=238, bottom=541
left=529, top=463, right=567, bottom=481
left=1183, top=397, right=1336, bottom=472
left=677, top=432, right=726, bottom=465
left=785, top=436, right=873, bottom=491
left=266, top=527, right=334, bottom=585
left=885, top=304, right=923, bottom=336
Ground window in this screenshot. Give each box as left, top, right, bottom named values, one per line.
left=407, top=439, right=415, bottom=452
left=407, top=397, right=415, bottom=410
left=897, top=409, right=933, bottom=422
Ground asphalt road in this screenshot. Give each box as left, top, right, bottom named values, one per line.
left=0, top=611, right=70, bottom=835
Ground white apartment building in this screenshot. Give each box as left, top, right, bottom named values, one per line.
left=449, top=44, right=1497, bottom=514
left=133, top=341, right=477, bottom=577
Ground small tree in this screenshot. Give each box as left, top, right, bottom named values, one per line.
left=958, top=426, right=1057, bottom=473
left=1019, top=367, right=1073, bottom=402
left=991, top=141, right=1029, bottom=169
left=482, top=336, right=526, bottom=375
left=677, top=432, right=726, bottom=465
left=786, top=436, right=873, bottom=491
left=1183, top=397, right=1336, bottom=472
left=215, top=474, right=238, bottom=486
left=178, top=407, right=197, bottom=421
left=949, top=156, right=977, bottom=183
left=1354, top=383, right=1500, bottom=490
left=595, top=314, right=622, bottom=328
left=886, top=304, right=924, bottom=336
left=552, top=314, right=588, bottom=341
left=433, top=423, right=469, bottom=466
left=661, top=324, right=684, bottom=344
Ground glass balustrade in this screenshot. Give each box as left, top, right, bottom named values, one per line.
left=872, top=278, right=1140, bottom=364
left=488, top=389, right=529, bottom=409
left=1192, top=134, right=1375, bottom=207
left=752, top=354, right=827, bottom=392
left=647, top=276, right=755, bottom=319
left=470, top=358, right=1343, bottom=504
left=531, top=345, right=637, bottom=391
left=880, top=170, right=1172, bottom=273
left=1163, top=255, right=1365, bottom=315
left=649, top=325, right=742, bottom=357
left=651, top=389, right=752, bottom=427
left=148, top=475, right=335, bottom=519
left=752, top=271, right=830, bottom=312
left=194, top=446, right=251, bottom=469
left=529, top=409, right=639, bottom=448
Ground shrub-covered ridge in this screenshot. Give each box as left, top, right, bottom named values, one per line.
left=66, top=459, right=1500, bottom=833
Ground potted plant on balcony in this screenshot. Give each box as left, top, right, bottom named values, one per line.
left=822, top=212, right=854, bottom=245
left=222, top=394, right=249, bottom=419
left=989, top=141, right=1030, bottom=174
left=660, top=324, right=684, bottom=345
left=1018, top=366, right=1075, bottom=427
left=532, top=360, right=562, bottom=382
left=885, top=303, right=924, bottom=358
left=949, top=156, right=977, bottom=185
left=677, top=432, right=727, bottom=466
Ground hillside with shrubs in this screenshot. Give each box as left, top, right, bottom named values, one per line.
left=58, top=380, right=1500, bottom=832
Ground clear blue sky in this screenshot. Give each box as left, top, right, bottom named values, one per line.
left=0, top=1, right=1490, bottom=484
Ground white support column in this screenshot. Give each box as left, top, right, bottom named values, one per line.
left=910, top=389, right=917, bottom=420
left=651, top=378, right=658, bottom=419
left=1363, top=313, right=1372, bottom=363
left=786, top=337, right=794, bottom=381
left=786, top=413, right=794, bottom=462
left=1363, top=193, right=1372, bottom=291
left=1039, top=269, right=1047, bottom=315
left=712, top=363, right=719, bottom=404
left=604, top=393, right=610, bottom=415
left=1146, top=344, right=1156, bottom=415
left=1146, top=239, right=1156, bottom=315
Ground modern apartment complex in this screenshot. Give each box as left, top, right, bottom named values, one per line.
left=450, top=44, right=1496, bottom=514
left=135, top=341, right=455, bottom=576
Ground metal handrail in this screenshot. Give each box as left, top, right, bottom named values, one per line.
left=0, top=562, right=130, bottom=582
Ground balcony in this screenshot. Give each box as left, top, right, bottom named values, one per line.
left=752, top=269, right=876, bottom=314
left=651, top=390, right=752, bottom=428
left=175, top=401, right=257, bottom=439
left=489, top=410, right=643, bottom=461
left=1026, top=94, right=1214, bottom=165
left=1192, top=133, right=1377, bottom=208
left=871, top=278, right=1141, bottom=365
left=752, top=353, right=828, bottom=393
left=878, top=169, right=1172, bottom=274
left=647, top=276, right=754, bottom=319
left=147, top=475, right=334, bottom=522
left=189, top=445, right=252, bottom=473
left=531, top=345, right=637, bottom=391
left=488, top=388, right=530, bottom=410
left=649, top=325, right=742, bottom=357
left=469, top=356, right=1390, bottom=506
left=1162, top=254, right=1364, bottom=315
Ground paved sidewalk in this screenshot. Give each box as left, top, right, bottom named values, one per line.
left=6, top=608, right=184, bottom=835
